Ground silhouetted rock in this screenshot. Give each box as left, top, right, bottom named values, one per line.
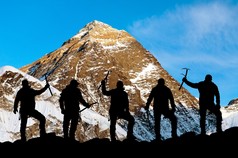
left=1, top=127, right=237, bottom=156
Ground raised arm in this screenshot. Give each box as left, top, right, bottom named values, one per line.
left=183, top=77, right=199, bottom=89
left=101, top=80, right=111, bottom=96
left=34, top=83, right=50, bottom=96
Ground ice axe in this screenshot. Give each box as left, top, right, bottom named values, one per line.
left=179, top=68, right=190, bottom=90
left=146, top=109, right=151, bottom=128
left=79, top=102, right=98, bottom=113
left=44, top=74, right=53, bottom=96
left=98, top=70, right=111, bottom=89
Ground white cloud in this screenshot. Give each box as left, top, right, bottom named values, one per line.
left=128, top=1, right=238, bottom=105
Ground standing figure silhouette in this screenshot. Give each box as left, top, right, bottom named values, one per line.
left=59, top=79, right=90, bottom=140
left=13, top=79, right=49, bottom=142
left=101, top=79, right=135, bottom=142
left=144, top=78, right=177, bottom=140
left=182, top=74, right=223, bottom=135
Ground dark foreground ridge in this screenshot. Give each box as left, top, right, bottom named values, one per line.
left=1, top=127, right=238, bottom=155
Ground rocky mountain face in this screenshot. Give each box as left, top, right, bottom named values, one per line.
left=227, top=99, right=238, bottom=106
left=222, top=99, right=238, bottom=112
left=1, top=20, right=222, bottom=142
left=20, top=20, right=199, bottom=110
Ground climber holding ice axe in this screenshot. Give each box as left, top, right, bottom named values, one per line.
left=144, top=78, right=177, bottom=141
left=100, top=70, right=136, bottom=141
left=59, top=79, right=91, bottom=140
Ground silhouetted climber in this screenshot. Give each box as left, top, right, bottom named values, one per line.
left=182, top=74, right=223, bottom=135
left=59, top=79, right=90, bottom=140
left=101, top=79, right=135, bottom=142
left=13, top=79, right=49, bottom=142
left=144, top=78, right=177, bottom=140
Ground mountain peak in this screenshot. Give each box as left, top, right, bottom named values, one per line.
left=72, top=20, right=126, bottom=41
left=86, top=20, right=111, bottom=29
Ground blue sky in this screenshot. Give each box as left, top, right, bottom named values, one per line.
left=1, top=0, right=238, bottom=106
